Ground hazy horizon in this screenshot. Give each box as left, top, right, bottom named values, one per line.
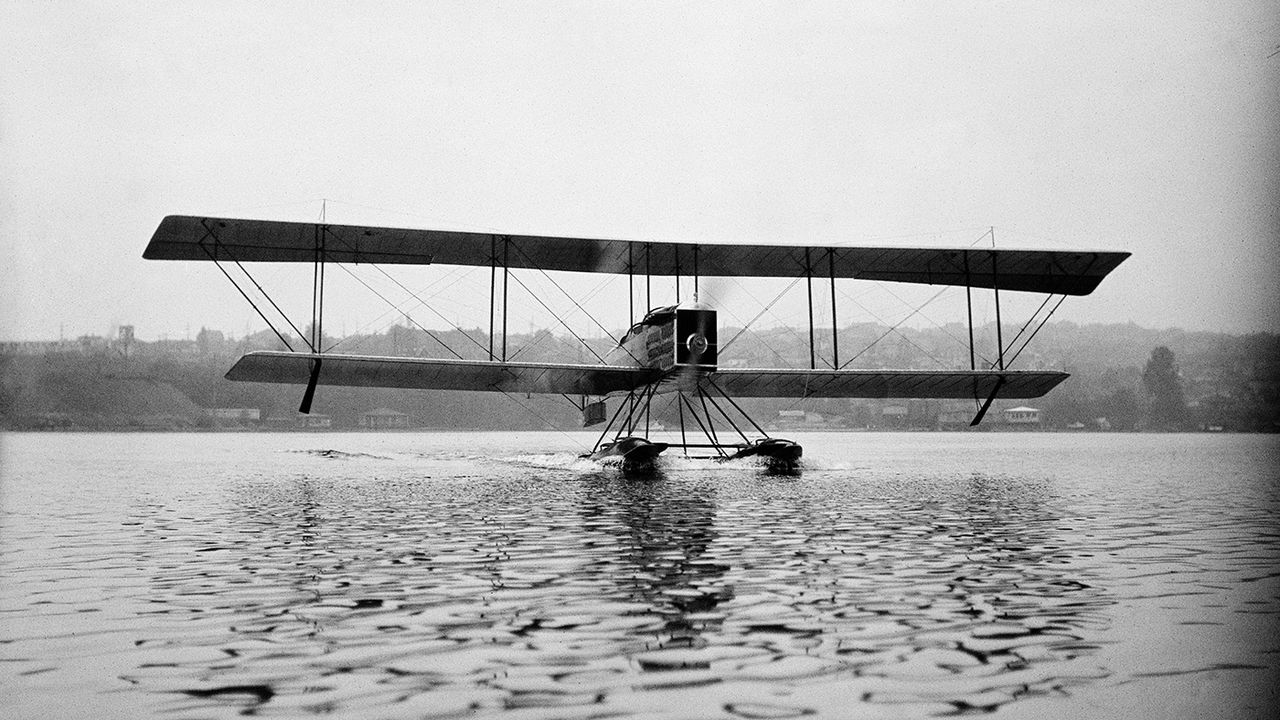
left=4, top=309, right=1271, bottom=346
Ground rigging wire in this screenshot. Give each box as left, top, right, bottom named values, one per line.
left=872, top=282, right=987, bottom=365
left=362, top=264, right=490, bottom=356
left=196, top=239, right=303, bottom=350
left=508, top=272, right=619, bottom=362
left=207, top=255, right=297, bottom=352
left=504, top=271, right=609, bottom=364
left=834, top=284, right=962, bottom=370
left=719, top=276, right=804, bottom=354
left=990, top=293, right=1054, bottom=370
left=716, top=274, right=833, bottom=369
left=507, top=243, right=643, bottom=365
left=295, top=209, right=490, bottom=356
left=330, top=264, right=464, bottom=359
left=324, top=265, right=478, bottom=353
left=1005, top=295, right=1068, bottom=368
left=838, top=286, right=951, bottom=370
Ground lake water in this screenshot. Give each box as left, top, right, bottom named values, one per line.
left=1, top=431, right=1277, bottom=719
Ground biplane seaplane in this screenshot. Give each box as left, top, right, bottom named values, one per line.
left=144, top=216, right=1128, bottom=468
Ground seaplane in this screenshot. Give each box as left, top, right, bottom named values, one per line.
left=143, top=216, right=1128, bottom=468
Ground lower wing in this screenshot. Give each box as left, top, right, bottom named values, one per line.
left=227, top=352, right=1066, bottom=400
left=707, top=368, right=1067, bottom=399
left=226, top=351, right=660, bottom=396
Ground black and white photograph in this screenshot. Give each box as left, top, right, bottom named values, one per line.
left=2, top=2, right=1277, bottom=718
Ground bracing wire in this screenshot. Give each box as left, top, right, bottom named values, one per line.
left=331, top=264, right=465, bottom=359
left=324, top=264, right=478, bottom=353
left=1005, top=295, right=1068, bottom=368
left=839, top=286, right=951, bottom=370
left=835, top=284, right=962, bottom=370
left=196, top=240, right=301, bottom=351
left=991, top=293, right=1055, bottom=369
left=701, top=277, right=807, bottom=368
left=508, top=272, right=619, bottom=362
left=507, top=243, right=644, bottom=365
left=364, top=264, right=490, bottom=356
left=505, top=271, right=609, bottom=364
left=872, top=282, right=986, bottom=364
left=719, top=276, right=804, bottom=354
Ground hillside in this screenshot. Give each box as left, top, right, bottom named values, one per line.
left=2, top=322, right=1276, bottom=431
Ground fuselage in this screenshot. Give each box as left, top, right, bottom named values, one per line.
left=609, top=304, right=718, bottom=386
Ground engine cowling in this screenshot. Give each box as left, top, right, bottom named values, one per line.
left=674, top=306, right=717, bottom=370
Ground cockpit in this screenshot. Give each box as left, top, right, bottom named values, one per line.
left=619, top=305, right=676, bottom=346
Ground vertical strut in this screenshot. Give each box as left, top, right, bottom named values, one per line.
left=317, top=246, right=324, bottom=352
left=992, top=238, right=1005, bottom=371
left=964, top=251, right=975, bottom=371
left=675, top=245, right=681, bottom=303
left=627, top=244, right=634, bottom=325
left=645, top=243, right=651, bottom=310
left=310, top=223, right=328, bottom=353
left=488, top=236, right=496, bottom=361
left=805, top=249, right=815, bottom=370
left=828, top=249, right=838, bottom=369
left=302, top=222, right=326, bottom=413
left=693, top=245, right=699, bottom=297
left=502, top=237, right=510, bottom=362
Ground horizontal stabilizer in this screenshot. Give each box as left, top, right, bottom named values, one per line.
left=709, top=368, right=1067, bottom=399
left=146, top=215, right=1129, bottom=295
left=227, top=352, right=659, bottom=396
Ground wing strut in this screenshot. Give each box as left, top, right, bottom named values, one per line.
left=992, top=238, right=1005, bottom=371
left=805, top=248, right=816, bottom=370
left=828, top=249, right=839, bottom=369
left=300, top=221, right=328, bottom=412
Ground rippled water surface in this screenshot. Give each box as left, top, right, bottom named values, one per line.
left=2, top=432, right=1278, bottom=719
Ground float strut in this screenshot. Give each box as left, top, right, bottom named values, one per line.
left=970, top=376, right=1006, bottom=426
left=299, top=357, right=322, bottom=414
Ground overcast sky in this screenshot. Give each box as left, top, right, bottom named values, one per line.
left=2, top=1, right=1277, bottom=343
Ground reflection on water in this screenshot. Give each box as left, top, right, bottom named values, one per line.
left=129, top=463, right=1113, bottom=716
left=1, top=432, right=1277, bottom=718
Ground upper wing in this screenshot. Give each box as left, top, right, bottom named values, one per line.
left=707, top=368, right=1068, bottom=399
left=226, top=351, right=660, bottom=396
left=145, top=215, right=1129, bottom=295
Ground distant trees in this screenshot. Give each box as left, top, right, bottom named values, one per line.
left=1099, top=386, right=1141, bottom=431
left=4, top=323, right=1277, bottom=431
left=1142, top=346, right=1188, bottom=430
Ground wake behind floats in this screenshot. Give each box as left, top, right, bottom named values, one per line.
left=143, top=216, right=1128, bottom=469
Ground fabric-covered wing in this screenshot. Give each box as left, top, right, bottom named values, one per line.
left=145, top=215, right=1129, bottom=295
left=707, top=369, right=1068, bottom=399
left=226, top=352, right=660, bottom=396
